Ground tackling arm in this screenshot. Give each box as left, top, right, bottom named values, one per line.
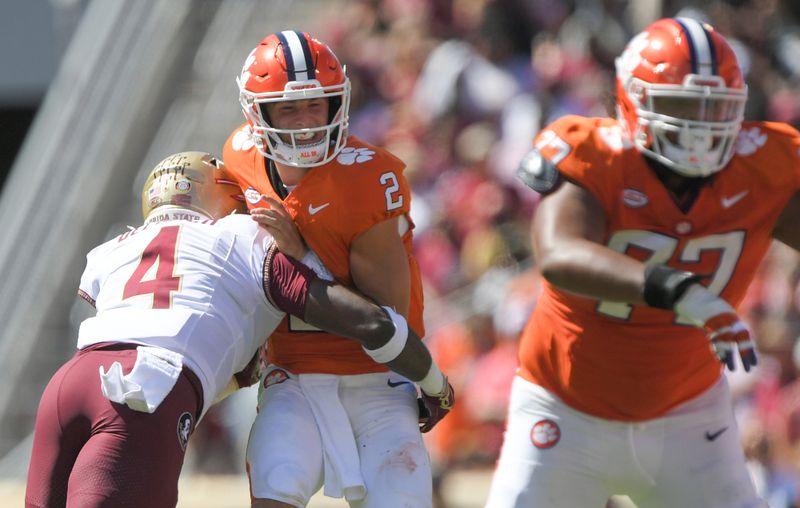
left=266, top=250, right=454, bottom=431
left=303, top=278, right=454, bottom=432
left=303, top=278, right=430, bottom=380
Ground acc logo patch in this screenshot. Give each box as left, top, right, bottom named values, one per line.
left=177, top=412, right=194, bottom=451
left=263, top=368, right=289, bottom=389
left=674, top=220, right=693, bottom=235
left=622, top=188, right=648, bottom=208
left=530, top=419, right=561, bottom=449
left=244, top=187, right=263, bottom=205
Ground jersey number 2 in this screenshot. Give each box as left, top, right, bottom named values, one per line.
left=380, top=172, right=403, bottom=211
left=123, top=226, right=182, bottom=309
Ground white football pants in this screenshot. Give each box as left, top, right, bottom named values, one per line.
left=485, top=375, right=765, bottom=508
left=246, top=366, right=432, bottom=507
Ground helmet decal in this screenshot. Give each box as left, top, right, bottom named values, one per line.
left=275, top=30, right=316, bottom=82
left=675, top=17, right=718, bottom=76
left=141, top=151, right=246, bottom=221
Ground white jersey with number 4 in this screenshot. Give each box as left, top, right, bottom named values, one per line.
left=77, top=212, right=282, bottom=413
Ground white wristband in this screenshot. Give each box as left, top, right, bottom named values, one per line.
left=362, top=306, right=408, bottom=364
left=418, top=364, right=446, bottom=396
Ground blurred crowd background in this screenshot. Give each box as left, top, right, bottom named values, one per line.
left=3, top=0, right=800, bottom=506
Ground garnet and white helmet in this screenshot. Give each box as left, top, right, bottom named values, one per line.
left=141, top=151, right=245, bottom=220
left=615, top=17, right=748, bottom=177
left=236, top=31, right=351, bottom=168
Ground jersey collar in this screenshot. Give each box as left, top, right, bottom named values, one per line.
left=144, top=207, right=211, bottom=226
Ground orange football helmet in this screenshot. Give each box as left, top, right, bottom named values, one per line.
left=236, top=31, right=351, bottom=167
left=615, top=18, right=747, bottom=177
left=142, top=151, right=245, bottom=220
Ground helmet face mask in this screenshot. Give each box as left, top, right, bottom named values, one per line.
left=141, top=151, right=245, bottom=221
left=615, top=18, right=748, bottom=178
left=237, top=31, right=351, bottom=168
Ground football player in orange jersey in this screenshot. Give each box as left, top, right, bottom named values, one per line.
left=484, top=17, right=793, bottom=508
left=222, top=31, right=453, bottom=507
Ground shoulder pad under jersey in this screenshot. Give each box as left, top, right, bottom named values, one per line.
left=517, top=148, right=562, bottom=195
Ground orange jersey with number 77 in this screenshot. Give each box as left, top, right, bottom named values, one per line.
left=223, top=124, right=424, bottom=375
left=518, top=115, right=800, bottom=421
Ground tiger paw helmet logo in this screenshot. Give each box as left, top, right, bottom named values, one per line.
left=177, top=412, right=194, bottom=451
left=336, top=147, right=375, bottom=165
left=530, top=419, right=561, bottom=449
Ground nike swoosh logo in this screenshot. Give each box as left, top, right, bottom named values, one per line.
left=705, top=426, right=728, bottom=441
left=387, top=379, right=411, bottom=388
left=308, top=202, right=330, bottom=215
left=721, top=190, right=748, bottom=209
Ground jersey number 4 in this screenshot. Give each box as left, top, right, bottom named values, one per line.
left=123, top=226, right=182, bottom=309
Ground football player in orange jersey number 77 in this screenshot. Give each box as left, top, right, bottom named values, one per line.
left=484, top=17, right=795, bottom=508
left=222, top=31, right=453, bottom=507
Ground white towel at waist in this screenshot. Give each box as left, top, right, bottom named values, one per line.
left=297, top=374, right=366, bottom=502
left=99, top=345, right=184, bottom=413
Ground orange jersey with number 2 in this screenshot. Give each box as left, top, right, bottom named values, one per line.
left=518, top=116, right=800, bottom=420
left=223, top=124, right=424, bottom=375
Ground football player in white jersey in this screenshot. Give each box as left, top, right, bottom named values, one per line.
left=25, top=151, right=453, bottom=508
